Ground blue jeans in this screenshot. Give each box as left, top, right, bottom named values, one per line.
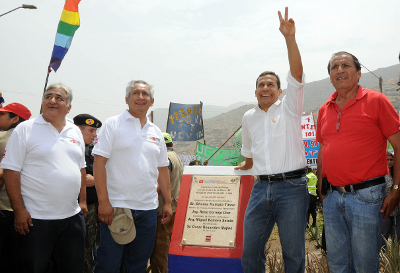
left=241, top=174, right=309, bottom=273
left=95, top=209, right=158, bottom=273
left=323, top=183, right=385, bottom=273
left=19, top=211, right=85, bottom=273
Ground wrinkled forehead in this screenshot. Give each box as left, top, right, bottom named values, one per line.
left=257, top=74, right=279, bottom=86
left=44, top=88, right=67, bottom=97
left=329, top=54, right=354, bottom=67
left=131, top=83, right=150, bottom=93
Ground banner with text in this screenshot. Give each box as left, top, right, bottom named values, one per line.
left=167, top=102, right=204, bottom=141
left=302, top=114, right=316, bottom=139
left=302, top=113, right=318, bottom=167
left=196, top=142, right=239, bottom=166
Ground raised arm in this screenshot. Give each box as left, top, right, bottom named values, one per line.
left=278, top=7, right=303, bottom=82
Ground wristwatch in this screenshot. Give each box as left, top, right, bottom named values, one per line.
left=391, top=185, right=400, bottom=191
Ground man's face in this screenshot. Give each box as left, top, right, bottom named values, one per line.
left=0, top=112, right=17, bottom=131
left=387, top=155, right=394, bottom=168
left=41, top=88, right=71, bottom=121
left=329, top=54, right=361, bottom=91
left=255, top=75, right=282, bottom=111
left=80, top=125, right=97, bottom=144
left=125, top=83, right=154, bottom=116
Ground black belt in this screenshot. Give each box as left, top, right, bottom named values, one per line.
left=329, top=176, right=385, bottom=193
left=259, top=168, right=307, bottom=182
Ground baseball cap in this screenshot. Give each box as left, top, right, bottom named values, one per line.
left=0, top=103, right=31, bottom=120
left=163, top=132, right=172, bottom=144
left=108, top=208, right=136, bottom=245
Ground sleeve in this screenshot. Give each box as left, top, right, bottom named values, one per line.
left=316, top=106, right=324, bottom=144
left=284, top=71, right=306, bottom=117
left=377, top=94, right=400, bottom=138
left=92, top=118, right=115, bottom=159
left=79, top=132, right=86, bottom=169
left=0, top=128, right=26, bottom=172
left=240, top=115, right=252, bottom=158
left=157, top=132, right=169, bottom=167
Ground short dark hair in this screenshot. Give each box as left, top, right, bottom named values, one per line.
left=327, top=51, right=361, bottom=74
left=166, top=142, right=173, bottom=148
left=8, top=112, right=26, bottom=129
left=256, top=71, right=281, bottom=89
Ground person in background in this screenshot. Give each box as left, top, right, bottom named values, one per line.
left=306, top=165, right=318, bottom=228
left=382, top=151, right=400, bottom=247
left=73, top=114, right=102, bottom=273
left=148, top=133, right=183, bottom=273
left=0, top=103, right=31, bottom=273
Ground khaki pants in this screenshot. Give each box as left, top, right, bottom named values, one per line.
left=148, top=213, right=175, bottom=273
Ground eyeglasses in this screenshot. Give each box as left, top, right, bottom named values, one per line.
left=336, top=111, right=341, bottom=132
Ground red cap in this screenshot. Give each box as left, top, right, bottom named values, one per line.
left=0, top=103, right=32, bottom=120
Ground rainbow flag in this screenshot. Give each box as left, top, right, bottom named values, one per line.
left=48, top=0, right=81, bottom=72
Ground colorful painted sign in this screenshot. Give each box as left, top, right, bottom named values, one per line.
left=167, top=102, right=204, bottom=141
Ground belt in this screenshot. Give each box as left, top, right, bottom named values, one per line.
left=259, top=168, right=307, bottom=182
left=330, top=176, right=385, bottom=193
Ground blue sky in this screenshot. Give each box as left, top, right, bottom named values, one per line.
left=1, top=0, right=399, bottom=123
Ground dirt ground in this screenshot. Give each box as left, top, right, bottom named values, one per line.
left=266, top=224, right=322, bottom=256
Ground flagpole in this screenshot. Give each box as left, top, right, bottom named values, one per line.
left=40, top=68, right=51, bottom=114
left=204, top=125, right=242, bottom=165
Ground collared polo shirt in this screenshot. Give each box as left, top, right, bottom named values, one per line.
left=92, top=110, right=169, bottom=210
left=241, top=71, right=307, bottom=175
left=1, top=115, right=86, bottom=219
left=316, top=86, right=400, bottom=186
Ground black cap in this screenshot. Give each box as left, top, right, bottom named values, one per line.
left=73, top=114, right=102, bottom=128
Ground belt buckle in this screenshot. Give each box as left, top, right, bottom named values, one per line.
left=336, top=186, right=346, bottom=193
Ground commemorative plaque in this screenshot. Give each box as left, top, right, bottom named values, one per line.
left=181, top=175, right=240, bottom=248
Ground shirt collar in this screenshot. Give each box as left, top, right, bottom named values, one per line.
left=122, top=109, right=150, bottom=127
left=256, top=98, right=281, bottom=112
left=34, top=114, right=74, bottom=130
left=326, top=85, right=367, bottom=106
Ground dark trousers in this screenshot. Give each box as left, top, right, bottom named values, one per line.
left=19, top=211, right=86, bottom=273
left=307, top=194, right=317, bottom=227
left=0, top=210, right=19, bottom=272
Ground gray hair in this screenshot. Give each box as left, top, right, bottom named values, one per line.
left=44, top=83, right=73, bottom=106
left=125, top=80, right=154, bottom=99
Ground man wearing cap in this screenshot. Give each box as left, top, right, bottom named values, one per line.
left=0, top=102, right=31, bottom=272
left=148, top=132, right=183, bottom=273
left=1, top=83, right=87, bottom=272
left=234, top=8, right=308, bottom=272
left=74, top=114, right=102, bottom=273
left=93, top=80, right=172, bottom=272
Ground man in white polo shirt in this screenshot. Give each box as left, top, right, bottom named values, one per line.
left=1, top=83, right=87, bottom=272
left=93, top=80, right=172, bottom=273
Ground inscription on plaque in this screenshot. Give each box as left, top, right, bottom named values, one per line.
left=181, top=175, right=240, bottom=248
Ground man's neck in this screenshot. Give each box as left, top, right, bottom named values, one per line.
left=128, top=110, right=148, bottom=128
left=43, top=116, right=66, bottom=133
left=335, top=85, right=359, bottom=109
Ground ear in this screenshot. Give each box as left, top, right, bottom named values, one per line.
left=125, top=96, right=129, bottom=104
left=278, top=88, right=283, bottom=96
left=67, top=104, right=72, bottom=113
left=357, top=70, right=361, bottom=80
left=254, top=90, right=257, bottom=97
left=150, top=98, right=154, bottom=107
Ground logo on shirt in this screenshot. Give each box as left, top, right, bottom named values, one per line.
left=149, top=137, right=156, bottom=141
left=94, top=137, right=99, bottom=146
left=2, top=150, right=6, bottom=159
left=85, top=119, right=94, bottom=125
left=69, top=139, right=80, bottom=146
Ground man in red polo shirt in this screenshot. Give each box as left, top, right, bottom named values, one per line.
left=316, top=51, right=400, bottom=272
